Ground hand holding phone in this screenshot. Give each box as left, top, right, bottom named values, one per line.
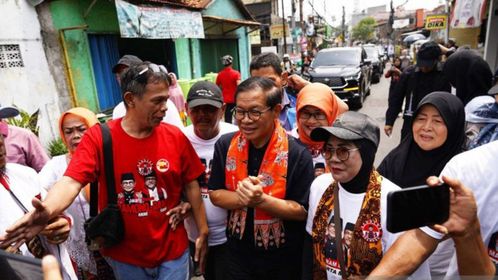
left=387, top=183, right=450, bottom=233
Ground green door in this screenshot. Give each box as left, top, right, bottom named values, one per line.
left=200, top=39, right=240, bottom=76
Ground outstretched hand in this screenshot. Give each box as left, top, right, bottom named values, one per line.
left=0, top=197, right=51, bottom=251
left=426, top=175, right=478, bottom=238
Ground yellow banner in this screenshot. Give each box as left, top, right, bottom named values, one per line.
left=425, top=15, right=447, bottom=30
left=270, top=24, right=290, bottom=39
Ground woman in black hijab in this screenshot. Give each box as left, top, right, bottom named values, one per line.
left=378, top=91, right=465, bottom=188
left=443, top=49, right=493, bottom=106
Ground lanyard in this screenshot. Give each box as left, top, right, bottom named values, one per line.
left=0, top=172, right=29, bottom=213
left=334, top=185, right=348, bottom=279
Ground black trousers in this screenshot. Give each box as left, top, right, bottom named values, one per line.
left=189, top=241, right=228, bottom=280
left=225, top=247, right=302, bottom=280
left=224, top=103, right=236, bottom=124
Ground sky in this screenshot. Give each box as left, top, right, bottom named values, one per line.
left=278, top=0, right=445, bottom=26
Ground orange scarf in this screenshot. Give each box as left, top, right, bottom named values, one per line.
left=297, top=83, right=342, bottom=151
left=312, top=170, right=383, bottom=279
left=225, top=121, right=288, bottom=249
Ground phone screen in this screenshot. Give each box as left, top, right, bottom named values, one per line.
left=0, top=250, right=42, bottom=280
left=387, top=184, right=450, bottom=233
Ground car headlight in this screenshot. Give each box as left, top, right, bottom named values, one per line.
left=344, top=72, right=361, bottom=81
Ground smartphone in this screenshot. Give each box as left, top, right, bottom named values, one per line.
left=0, top=250, right=42, bottom=280
left=387, top=184, right=450, bottom=233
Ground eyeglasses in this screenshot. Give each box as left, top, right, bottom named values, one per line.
left=299, top=111, right=327, bottom=120
left=322, top=146, right=360, bottom=161
left=233, top=107, right=272, bottom=121
left=133, top=63, right=169, bottom=83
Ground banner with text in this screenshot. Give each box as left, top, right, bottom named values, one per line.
left=115, top=0, right=204, bottom=39
left=450, top=0, right=486, bottom=28
left=425, top=15, right=447, bottom=30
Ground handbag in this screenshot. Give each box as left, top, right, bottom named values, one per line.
left=84, top=123, right=124, bottom=250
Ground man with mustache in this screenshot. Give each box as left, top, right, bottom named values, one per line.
left=182, top=81, right=238, bottom=279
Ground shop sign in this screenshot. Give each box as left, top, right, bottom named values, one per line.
left=115, top=0, right=204, bottom=39
left=425, top=15, right=447, bottom=30
left=270, top=24, right=290, bottom=39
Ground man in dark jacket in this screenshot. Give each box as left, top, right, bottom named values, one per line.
left=384, top=41, right=451, bottom=140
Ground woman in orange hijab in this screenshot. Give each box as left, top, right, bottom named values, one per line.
left=291, top=83, right=348, bottom=176
left=39, top=107, right=99, bottom=278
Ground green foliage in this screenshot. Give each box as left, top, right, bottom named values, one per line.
left=6, top=107, right=40, bottom=136
left=47, top=138, right=68, bottom=157
left=352, top=17, right=376, bottom=42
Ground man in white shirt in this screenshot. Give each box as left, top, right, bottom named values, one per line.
left=182, top=81, right=238, bottom=279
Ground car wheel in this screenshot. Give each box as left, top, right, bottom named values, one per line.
left=351, top=87, right=364, bottom=109
left=372, top=73, right=380, bottom=84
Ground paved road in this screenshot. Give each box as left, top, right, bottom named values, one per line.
left=358, top=65, right=403, bottom=167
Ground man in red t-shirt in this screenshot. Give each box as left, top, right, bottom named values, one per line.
left=0, top=63, right=208, bottom=280
left=216, top=55, right=241, bottom=124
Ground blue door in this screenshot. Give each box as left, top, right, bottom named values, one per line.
left=88, top=34, right=121, bottom=112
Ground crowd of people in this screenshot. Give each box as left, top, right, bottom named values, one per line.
left=0, top=41, right=497, bottom=280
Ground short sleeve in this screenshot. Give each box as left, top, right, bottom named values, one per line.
left=64, top=125, right=101, bottom=185
left=207, top=133, right=233, bottom=191
left=285, top=140, right=314, bottom=209
left=305, top=174, right=332, bottom=234
left=179, top=133, right=204, bottom=185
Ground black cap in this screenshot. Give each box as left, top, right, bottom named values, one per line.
left=112, top=55, right=142, bottom=73
left=187, top=81, right=223, bottom=108
left=0, top=104, right=20, bottom=119
left=311, top=111, right=380, bottom=147
left=417, top=41, right=441, bottom=68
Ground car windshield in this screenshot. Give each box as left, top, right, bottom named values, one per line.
left=311, top=49, right=360, bottom=67
left=364, top=47, right=378, bottom=59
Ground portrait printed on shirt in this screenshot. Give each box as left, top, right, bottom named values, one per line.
left=143, top=170, right=167, bottom=203
left=488, top=232, right=498, bottom=264
left=118, top=172, right=143, bottom=205
left=325, top=218, right=358, bottom=277
left=325, top=215, right=342, bottom=272
left=198, top=158, right=213, bottom=199
left=314, top=162, right=326, bottom=178
left=116, top=158, right=170, bottom=217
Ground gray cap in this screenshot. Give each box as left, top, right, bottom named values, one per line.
left=311, top=111, right=380, bottom=147
left=187, top=81, right=223, bottom=108
left=112, top=55, right=142, bottom=73
left=0, top=104, right=20, bottom=119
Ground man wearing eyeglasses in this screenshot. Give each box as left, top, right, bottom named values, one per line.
left=208, top=77, right=314, bottom=280
left=0, top=62, right=208, bottom=280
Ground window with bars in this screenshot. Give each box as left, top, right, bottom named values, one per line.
left=0, top=44, right=24, bottom=68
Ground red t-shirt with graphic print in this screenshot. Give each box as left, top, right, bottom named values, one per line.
left=64, top=119, right=204, bottom=267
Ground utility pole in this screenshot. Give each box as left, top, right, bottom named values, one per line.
left=444, top=0, right=450, bottom=44
left=389, top=0, right=394, bottom=43
left=291, top=0, right=297, bottom=54
left=342, top=6, right=345, bottom=46
left=282, top=0, right=287, bottom=54
left=300, top=0, right=304, bottom=73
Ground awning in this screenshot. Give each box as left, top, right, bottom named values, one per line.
left=203, top=15, right=261, bottom=34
